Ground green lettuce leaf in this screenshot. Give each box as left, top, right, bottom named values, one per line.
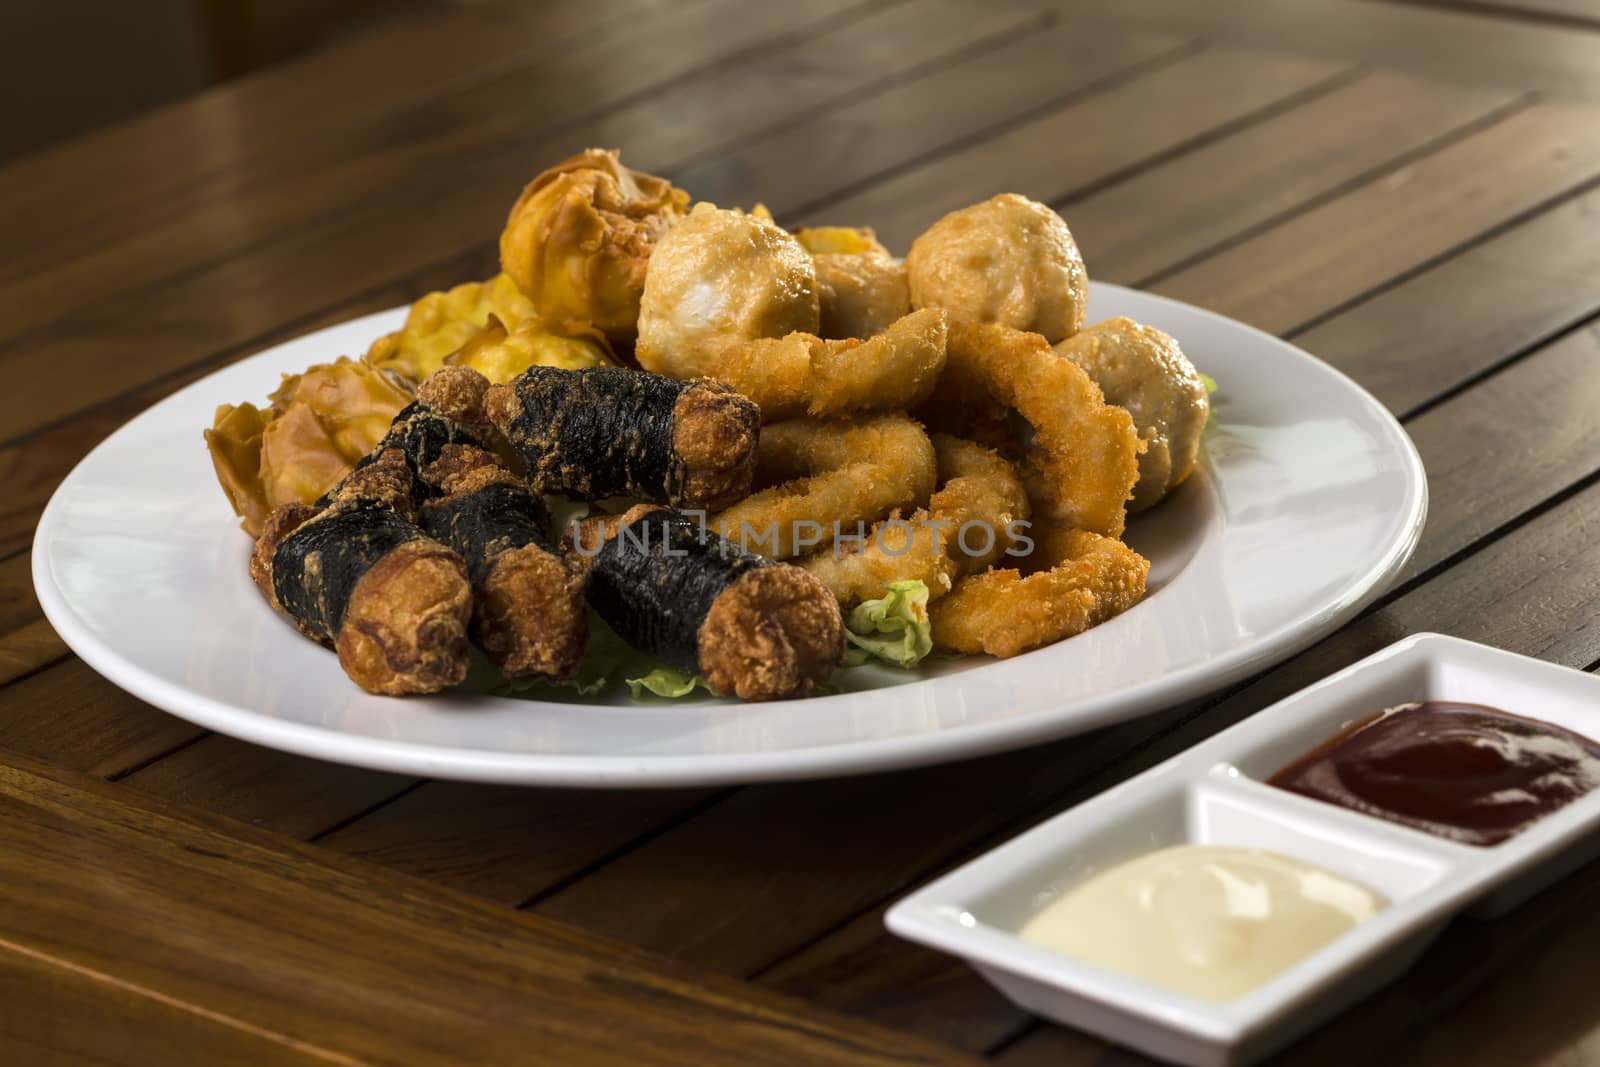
left=843, top=579, right=934, bottom=669
left=627, top=667, right=707, bottom=699
left=1199, top=371, right=1217, bottom=393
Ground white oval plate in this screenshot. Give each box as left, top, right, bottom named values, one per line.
left=33, top=283, right=1425, bottom=787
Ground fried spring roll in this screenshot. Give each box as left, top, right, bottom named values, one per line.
left=421, top=446, right=587, bottom=681
left=484, top=366, right=758, bottom=509
left=251, top=450, right=472, bottom=695
left=321, top=366, right=494, bottom=506
left=576, top=507, right=843, bottom=700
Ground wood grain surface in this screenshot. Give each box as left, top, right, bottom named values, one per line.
left=7, top=0, right=1600, bottom=1062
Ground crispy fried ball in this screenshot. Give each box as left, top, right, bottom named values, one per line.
left=1055, top=317, right=1209, bottom=511
left=813, top=251, right=911, bottom=340
left=906, top=193, right=1088, bottom=343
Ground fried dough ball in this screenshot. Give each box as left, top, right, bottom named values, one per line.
left=1055, top=317, right=1209, bottom=511
left=930, top=528, right=1149, bottom=658
left=499, top=148, right=689, bottom=342
left=365, top=274, right=536, bottom=383
left=813, top=252, right=911, bottom=340
left=637, top=204, right=945, bottom=418
left=918, top=320, right=1141, bottom=538
left=905, top=193, right=1088, bottom=343
left=206, top=358, right=413, bottom=536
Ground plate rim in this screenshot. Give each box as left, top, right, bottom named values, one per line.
left=31, top=284, right=1427, bottom=786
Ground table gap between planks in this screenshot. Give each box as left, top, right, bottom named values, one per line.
left=7, top=0, right=1600, bottom=1063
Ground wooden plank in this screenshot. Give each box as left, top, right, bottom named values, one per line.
left=1292, top=183, right=1600, bottom=415
left=796, top=47, right=1354, bottom=250
left=0, top=945, right=327, bottom=1067
left=670, top=22, right=1195, bottom=221
left=0, top=662, right=201, bottom=778
left=1048, top=0, right=1600, bottom=98
left=0, top=620, right=67, bottom=690
left=1387, top=0, right=1600, bottom=31
left=0, top=0, right=665, bottom=281
left=1072, top=71, right=1525, bottom=284
left=0, top=751, right=974, bottom=1067
left=116, top=735, right=413, bottom=840
left=316, top=781, right=722, bottom=905
left=0, top=553, right=39, bottom=633
left=0, top=0, right=1034, bottom=442
left=1151, top=103, right=1600, bottom=335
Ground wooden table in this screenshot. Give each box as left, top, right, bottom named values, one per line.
left=6, top=0, right=1600, bottom=1062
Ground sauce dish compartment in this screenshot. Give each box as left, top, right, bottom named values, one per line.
left=888, top=634, right=1600, bottom=1065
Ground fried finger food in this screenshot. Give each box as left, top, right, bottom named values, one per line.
left=485, top=365, right=759, bottom=510
left=919, top=320, right=1142, bottom=538
left=802, top=434, right=1030, bottom=606
left=906, top=193, right=1088, bottom=344
left=420, top=445, right=587, bottom=681
left=636, top=204, right=946, bottom=418
left=929, top=528, right=1149, bottom=658
left=249, top=450, right=472, bottom=695
left=714, top=415, right=937, bottom=559
left=1055, top=317, right=1209, bottom=512
left=322, top=365, right=492, bottom=507
left=499, top=148, right=689, bottom=342
left=579, top=507, right=843, bottom=700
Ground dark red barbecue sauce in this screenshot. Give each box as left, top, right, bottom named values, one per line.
left=1267, top=702, right=1600, bottom=846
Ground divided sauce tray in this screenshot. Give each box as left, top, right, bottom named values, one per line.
left=887, top=633, right=1600, bottom=1066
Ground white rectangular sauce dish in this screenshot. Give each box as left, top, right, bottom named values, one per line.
left=886, top=633, right=1600, bottom=1066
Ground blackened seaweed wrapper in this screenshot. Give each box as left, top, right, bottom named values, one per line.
left=499, top=366, right=689, bottom=501
left=589, top=510, right=772, bottom=670
left=422, top=482, right=555, bottom=586
left=323, top=402, right=482, bottom=506
left=273, top=504, right=425, bottom=642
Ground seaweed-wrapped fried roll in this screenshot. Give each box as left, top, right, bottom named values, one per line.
left=576, top=507, right=843, bottom=700
left=251, top=449, right=472, bottom=695
left=421, top=445, right=588, bottom=681
left=321, top=366, right=495, bottom=506
left=485, top=366, right=758, bottom=510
